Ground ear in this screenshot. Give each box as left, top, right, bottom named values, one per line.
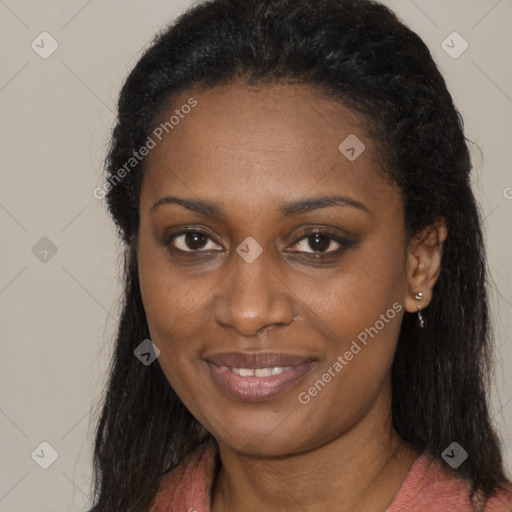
left=404, top=217, right=448, bottom=314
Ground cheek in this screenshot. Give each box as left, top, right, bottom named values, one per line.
left=294, top=237, right=406, bottom=412
left=138, top=236, right=203, bottom=338
left=137, top=246, right=190, bottom=377
left=302, top=243, right=405, bottom=348
left=293, top=288, right=403, bottom=445
left=137, top=240, right=219, bottom=401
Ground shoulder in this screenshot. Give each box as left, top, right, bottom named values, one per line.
left=149, top=438, right=218, bottom=512
left=389, top=452, right=512, bottom=512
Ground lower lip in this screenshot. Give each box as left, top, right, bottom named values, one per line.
left=206, top=361, right=315, bottom=402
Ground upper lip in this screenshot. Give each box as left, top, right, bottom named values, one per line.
left=206, top=351, right=315, bottom=369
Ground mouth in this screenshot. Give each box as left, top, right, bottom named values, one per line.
left=205, top=352, right=317, bottom=402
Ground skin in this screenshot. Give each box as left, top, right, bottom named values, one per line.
left=136, top=81, right=448, bottom=512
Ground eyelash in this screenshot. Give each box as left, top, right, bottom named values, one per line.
left=164, top=228, right=355, bottom=260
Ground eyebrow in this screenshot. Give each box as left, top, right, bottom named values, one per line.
left=150, top=194, right=370, bottom=217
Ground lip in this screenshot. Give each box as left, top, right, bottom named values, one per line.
left=205, top=352, right=316, bottom=402
left=206, top=351, right=313, bottom=369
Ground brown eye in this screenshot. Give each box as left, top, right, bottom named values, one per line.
left=289, top=230, right=350, bottom=255
left=167, top=230, right=222, bottom=253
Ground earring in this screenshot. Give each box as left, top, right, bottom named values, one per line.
left=414, top=292, right=425, bottom=328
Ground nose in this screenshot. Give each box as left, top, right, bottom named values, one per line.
left=213, top=248, right=296, bottom=337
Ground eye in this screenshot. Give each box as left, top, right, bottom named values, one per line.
left=166, top=230, right=222, bottom=253
left=288, top=230, right=348, bottom=255
left=164, top=228, right=355, bottom=257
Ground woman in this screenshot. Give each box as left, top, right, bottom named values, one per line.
left=89, top=0, right=512, bottom=510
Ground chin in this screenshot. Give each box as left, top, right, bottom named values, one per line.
left=205, top=410, right=317, bottom=458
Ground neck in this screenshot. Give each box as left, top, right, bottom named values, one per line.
left=211, top=383, right=422, bottom=512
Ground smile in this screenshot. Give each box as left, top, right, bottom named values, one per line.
left=205, top=353, right=316, bottom=402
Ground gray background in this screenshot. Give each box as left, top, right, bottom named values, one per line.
left=0, top=1, right=511, bottom=510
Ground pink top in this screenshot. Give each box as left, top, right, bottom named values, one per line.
left=150, top=439, right=512, bottom=512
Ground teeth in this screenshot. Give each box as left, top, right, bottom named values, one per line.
left=255, top=368, right=272, bottom=377
left=226, top=366, right=293, bottom=377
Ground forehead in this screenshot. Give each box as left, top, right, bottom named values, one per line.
left=141, top=82, right=397, bottom=215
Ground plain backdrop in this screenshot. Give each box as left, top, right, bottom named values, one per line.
left=0, top=1, right=511, bottom=510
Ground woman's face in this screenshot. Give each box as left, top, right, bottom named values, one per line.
left=137, top=82, right=413, bottom=456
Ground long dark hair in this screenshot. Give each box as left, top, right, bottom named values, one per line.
left=89, top=0, right=511, bottom=510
